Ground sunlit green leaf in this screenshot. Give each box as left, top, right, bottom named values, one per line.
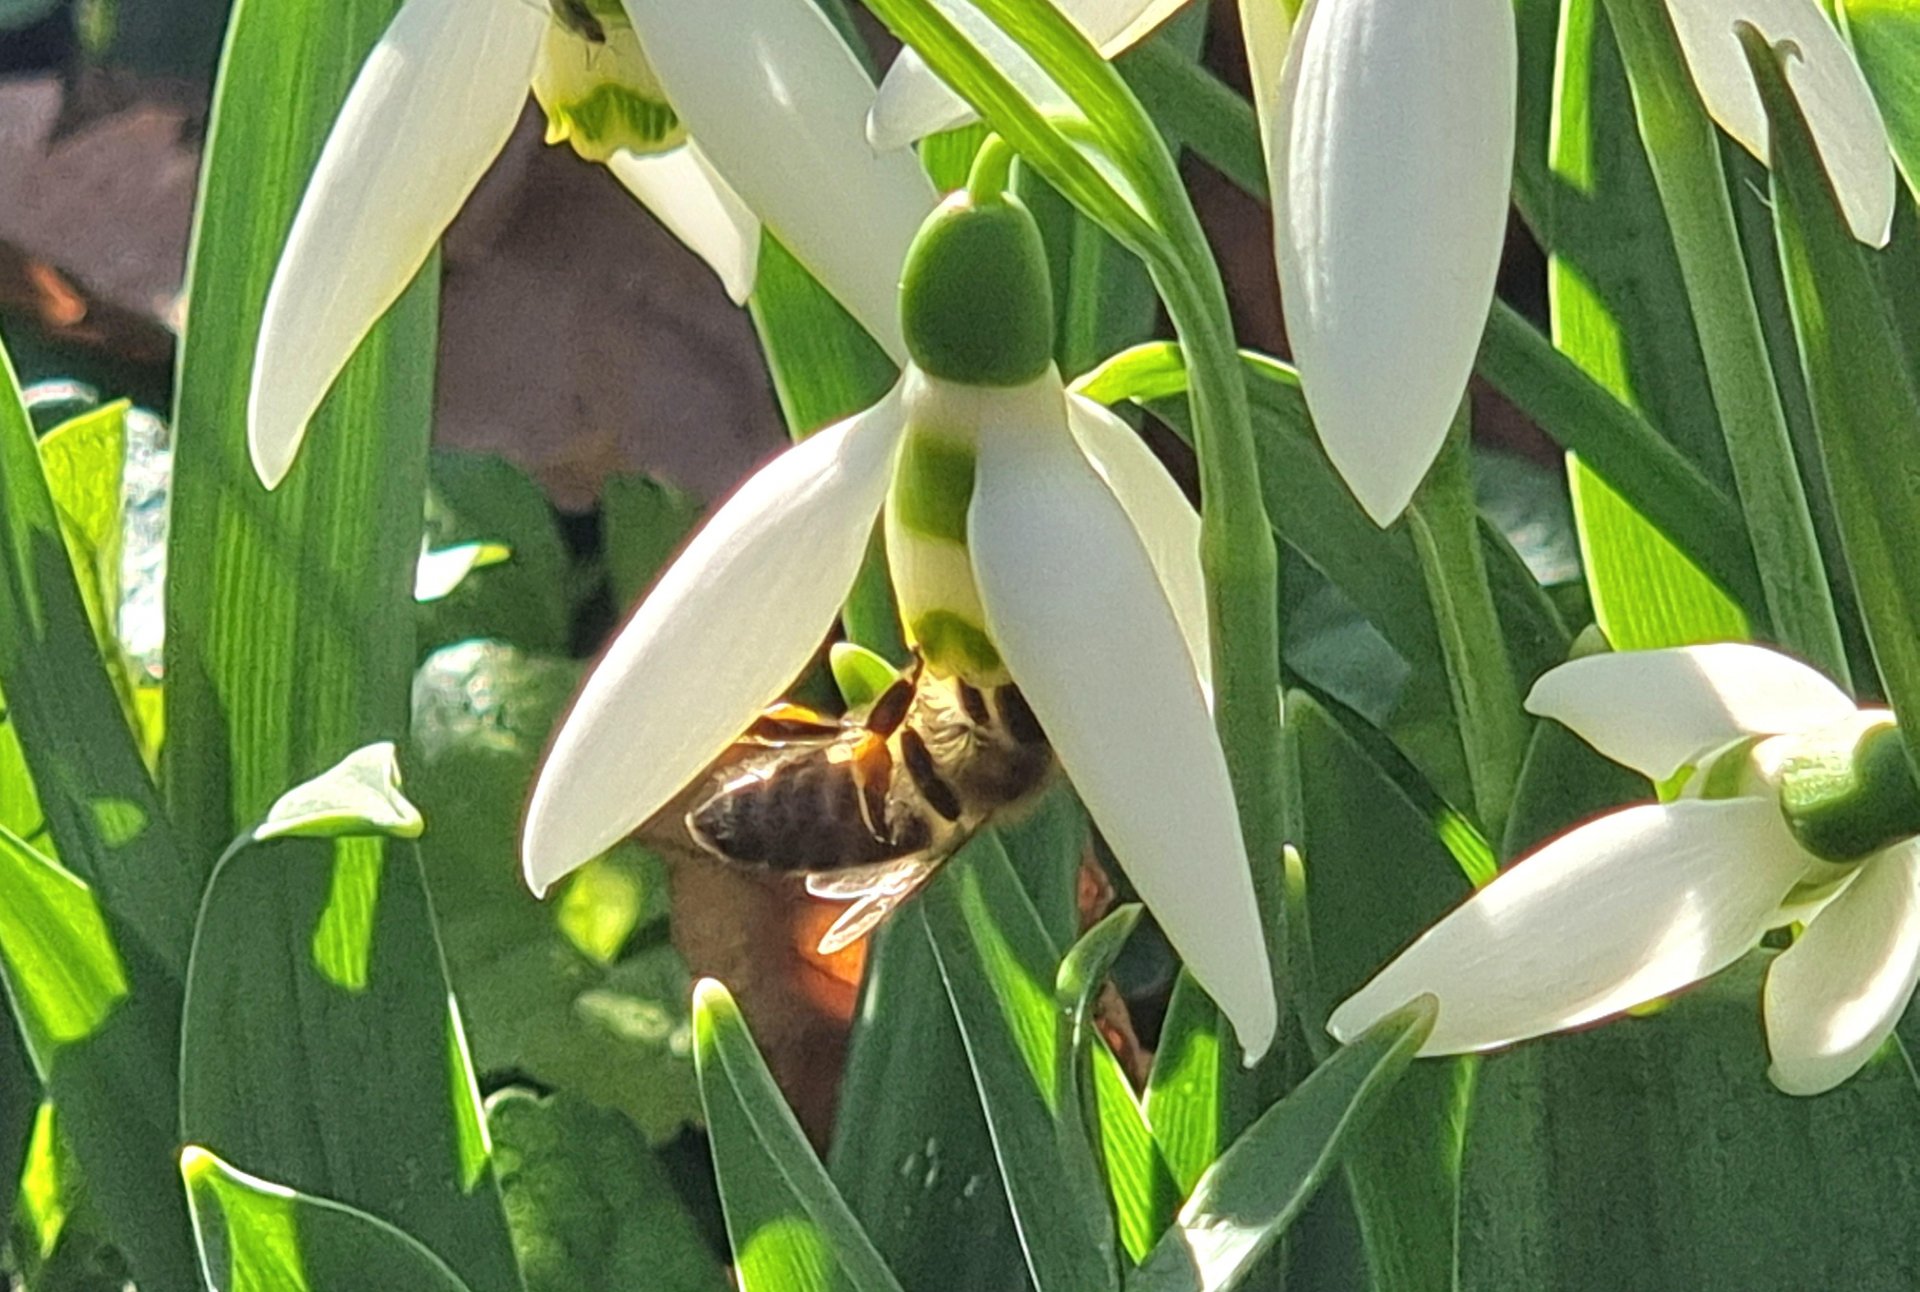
left=0, top=826, right=127, bottom=1059
left=696, top=979, right=906, bottom=1292
left=180, top=824, right=520, bottom=1292
left=1128, top=1002, right=1434, bottom=1292
left=1745, top=22, right=1920, bottom=739
left=182, top=1146, right=477, bottom=1292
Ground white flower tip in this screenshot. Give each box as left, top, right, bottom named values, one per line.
left=1766, top=1060, right=1840, bottom=1097
left=1233, top=986, right=1279, bottom=1066
left=519, top=786, right=586, bottom=900
left=245, top=350, right=311, bottom=491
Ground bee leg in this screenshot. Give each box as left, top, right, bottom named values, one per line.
left=850, top=734, right=897, bottom=845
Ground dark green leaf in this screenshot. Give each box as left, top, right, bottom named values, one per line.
left=0, top=1012, right=33, bottom=1238
left=1292, top=694, right=1475, bottom=1292
left=1744, top=24, right=1920, bottom=739
left=696, top=980, right=906, bottom=1292
left=1459, top=954, right=1920, bottom=1288
left=164, top=0, right=436, bottom=868
left=179, top=822, right=521, bottom=1292
left=921, top=838, right=1119, bottom=1292
left=1128, top=1003, right=1435, bottom=1292
left=488, top=1090, right=727, bottom=1292
left=182, top=1146, right=476, bottom=1292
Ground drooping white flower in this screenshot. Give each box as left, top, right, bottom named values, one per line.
left=1329, top=643, right=1920, bottom=1095
left=248, top=0, right=936, bottom=488
left=1262, top=0, right=1517, bottom=527
left=867, top=0, right=1195, bottom=149
left=522, top=189, right=1275, bottom=1061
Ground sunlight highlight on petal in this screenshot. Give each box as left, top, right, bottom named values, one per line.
left=1272, top=0, right=1516, bottom=525
left=522, top=383, right=908, bottom=895
left=1328, top=799, right=1812, bottom=1054
left=1667, top=0, right=1895, bottom=247
left=1526, top=643, right=1857, bottom=781
left=248, top=0, right=544, bottom=488
left=1764, top=843, right=1920, bottom=1094
left=969, top=376, right=1275, bottom=1060
left=609, top=143, right=763, bottom=304
left=623, top=0, right=937, bottom=362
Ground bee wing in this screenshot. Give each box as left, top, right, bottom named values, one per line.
left=807, top=856, right=944, bottom=954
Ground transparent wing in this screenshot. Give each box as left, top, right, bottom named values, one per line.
left=807, top=856, right=945, bottom=954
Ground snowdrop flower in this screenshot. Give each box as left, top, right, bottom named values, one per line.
left=1330, top=643, right=1920, bottom=1095
left=1248, top=0, right=1890, bottom=526
left=867, top=0, right=1194, bottom=148
left=248, top=0, right=936, bottom=487
left=523, top=186, right=1276, bottom=1060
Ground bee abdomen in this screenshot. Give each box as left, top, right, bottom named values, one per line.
left=689, top=758, right=901, bottom=874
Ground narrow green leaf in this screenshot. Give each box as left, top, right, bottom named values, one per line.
left=1840, top=0, right=1920, bottom=203
left=38, top=401, right=129, bottom=661
left=1565, top=463, right=1750, bottom=650
left=922, top=839, right=1120, bottom=1292
left=1744, top=24, right=1920, bottom=745
left=180, top=824, right=521, bottom=1292
left=0, top=335, right=191, bottom=973
left=1405, top=419, right=1530, bottom=845
left=1056, top=905, right=1142, bottom=1087
left=1598, top=0, right=1845, bottom=673
left=0, top=1012, right=34, bottom=1238
left=0, top=826, right=127, bottom=1059
left=182, top=1146, right=476, bottom=1292
left=1291, top=694, right=1476, bottom=1292
left=164, top=0, right=435, bottom=866
left=0, top=328, right=197, bottom=1288
left=695, top=979, right=907, bottom=1292
left=1128, top=1002, right=1435, bottom=1292
left=487, top=1090, right=728, bottom=1292
left=1459, top=954, right=1920, bottom=1288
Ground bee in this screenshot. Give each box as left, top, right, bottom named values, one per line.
left=551, top=0, right=607, bottom=44
left=682, top=655, right=1053, bottom=952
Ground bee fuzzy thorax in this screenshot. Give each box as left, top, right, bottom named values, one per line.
left=683, top=661, right=1053, bottom=951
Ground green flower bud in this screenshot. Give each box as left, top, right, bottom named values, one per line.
left=1776, top=718, right=1920, bottom=863
left=900, top=190, right=1054, bottom=387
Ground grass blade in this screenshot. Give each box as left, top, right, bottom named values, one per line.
left=695, top=979, right=908, bottom=1292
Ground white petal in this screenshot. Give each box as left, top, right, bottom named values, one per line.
left=521, top=382, right=907, bottom=894
left=1328, top=798, right=1811, bottom=1054
left=248, top=0, right=543, bottom=488
left=868, top=0, right=1191, bottom=149
left=1525, top=642, right=1856, bottom=780
left=622, top=0, right=937, bottom=362
left=609, top=142, right=763, bottom=304
left=1272, top=0, right=1516, bottom=525
left=968, top=377, right=1275, bottom=1060
left=1667, top=0, right=1895, bottom=247
left=1065, top=394, right=1211, bottom=693
left=1764, top=843, right=1920, bottom=1094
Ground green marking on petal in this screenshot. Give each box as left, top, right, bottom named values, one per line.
left=911, top=611, right=1003, bottom=677
left=544, top=88, right=683, bottom=163
left=533, top=18, right=686, bottom=165
left=893, top=431, right=976, bottom=544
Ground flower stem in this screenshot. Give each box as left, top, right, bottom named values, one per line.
left=1597, top=0, right=1846, bottom=677
left=1405, top=408, right=1529, bottom=847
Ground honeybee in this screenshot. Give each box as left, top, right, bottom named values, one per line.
left=552, top=0, right=607, bottom=43
left=682, top=655, right=1054, bottom=952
